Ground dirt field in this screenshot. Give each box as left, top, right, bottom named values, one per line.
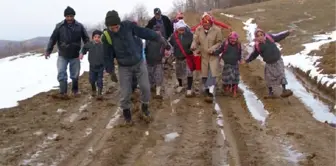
left=0, top=0, right=335, bottom=165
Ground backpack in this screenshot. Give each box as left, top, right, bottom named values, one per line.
left=254, top=33, right=274, bottom=53
left=101, top=30, right=112, bottom=45
left=220, top=39, right=241, bottom=58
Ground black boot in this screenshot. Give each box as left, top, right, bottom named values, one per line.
left=91, top=84, right=97, bottom=97
left=123, top=109, right=132, bottom=124
left=72, top=80, right=79, bottom=96
left=97, top=88, right=103, bottom=100
left=141, top=103, right=152, bottom=123
left=56, top=81, right=69, bottom=100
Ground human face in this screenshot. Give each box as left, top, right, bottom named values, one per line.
left=177, top=16, right=183, bottom=20
left=203, top=23, right=211, bottom=30
left=255, top=31, right=265, bottom=42
left=65, top=15, right=74, bottom=24
left=177, top=28, right=185, bottom=34
left=155, top=14, right=161, bottom=20
left=93, top=35, right=101, bottom=43
left=229, top=37, right=238, bottom=44
left=108, top=25, right=120, bottom=33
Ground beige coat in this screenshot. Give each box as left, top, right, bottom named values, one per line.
left=191, top=25, right=223, bottom=77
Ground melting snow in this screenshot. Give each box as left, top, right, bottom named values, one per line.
left=0, top=52, right=90, bottom=109
left=243, top=18, right=335, bottom=124
left=106, top=107, right=121, bottom=129
left=164, top=132, right=179, bottom=142
left=282, top=145, right=304, bottom=164
left=283, top=31, right=336, bottom=89
left=239, top=83, right=269, bottom=125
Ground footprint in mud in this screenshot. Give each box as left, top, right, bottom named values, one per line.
left=286, top=131, right=304, bottom=139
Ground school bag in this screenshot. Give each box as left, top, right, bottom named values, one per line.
left=101, top=30, right=112, bottom=45
left=254, top=33, right=274, bottom=54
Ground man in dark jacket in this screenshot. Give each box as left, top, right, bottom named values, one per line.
left=45, top=6, right=90, bottom=99
left=102, top=10, right=169, bottom=125
left=145, top=8, right=173, bottom=39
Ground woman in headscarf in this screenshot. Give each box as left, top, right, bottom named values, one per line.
left=191, top=13, right=223, bottom=102
left=169, top=20, right=195, bottom=97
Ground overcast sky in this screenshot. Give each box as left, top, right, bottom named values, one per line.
left=0, top=0, right=174, bottom=41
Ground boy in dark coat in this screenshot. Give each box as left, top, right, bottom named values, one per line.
left=244, top=28, right=294, bottom=98
left=102, top=10, right=169, bottom=125
left=79, top=30, right=105, bottom=100
left=145, top=25, right=170, bottom=99
left=146, top=8, right=173, bottom=39
left=214, top=32, right=242, bottom=97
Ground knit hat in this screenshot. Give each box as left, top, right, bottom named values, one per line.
left=228, top=31, right=239, bottom=39
left=174, top=20, right=187, bottom=31
left=64, top=6, right=76, bottom=16
left=105, top=10, right=121, bottom=26
left=92, top=30, right=103, bottom=38
left=154, top=8, right=161, bottom=15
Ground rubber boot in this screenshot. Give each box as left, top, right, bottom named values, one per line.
left=154, top=86, right=163, bottom=99
left=97, top=88, right=103, bottom=100
left=72, top=80, right=80, bottom=97
left=91, top=84, right=97, bottom=97
left=122, top=109, right=133, bottom=126
left=232, top=84, right=238, bottom=98
left=280, top=84, right=293, bottom=98
left=141, top=103, right=152, bottom=123
left=204, top=89, right=213, bottom=103
left=55, top=81, right=69, bottom=100
left=223, top=85, right=230, bottom=96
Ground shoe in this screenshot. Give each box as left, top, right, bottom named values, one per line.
left=141, top=104, right=152, bottom=123
left=280, top=89, right=293, bottom=98
left=185, top=90, right=194, bottom=98
left=96, top=88, right=103, bottom=100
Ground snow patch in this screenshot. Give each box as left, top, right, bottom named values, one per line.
left=164, top=132, right=179, bottom=142
left=239, top=83, right=269, bottom=125
left=56, top=108, right=67, bottom=113
left=84, top=128, right=92, bottom=137
left=0, top=52, right=90, bottom=109
left=106, top=107, right=121, bottom=129
left=220, top=13, right=234, bottom=18
left=283, top=31, right=336, bottom=89
left=214, top=103, right=226, bottom=140
left=282, top=145, right=304, bottom=164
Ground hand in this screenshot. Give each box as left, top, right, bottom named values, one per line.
left=207, top=49, right=214, bottom=55
left=79, top=54, right=84, bottom=60
left=229, top=27, right=233, bottom=32
left=239, top=59, right=246, bottom=64
left=190, top=46, right=197, bottom=51
left=110, top=72, right=118, bottom=83
left=44, top=52, right=50, bottom=59
left=289, top=29, right=295, bottom=33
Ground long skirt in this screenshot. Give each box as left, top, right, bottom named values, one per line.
left=147, top=63, right=164, bottom=87
left=264, top=58, right=287, bottom=87
left=175, top=59, right=192, bottom=79
left=222, top=63, right=240, bottom=85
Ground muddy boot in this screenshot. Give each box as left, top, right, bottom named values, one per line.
left=222, top=85, right=231, bottom=96
left=204, top=89, right=213, bottom=103
left=53, top=81, right=69, bottom=100
left=154, top=86, right=163, bottom=99
left=264, top=87, right=277, bottom=99
left=72, top=80, right=80, bottom=97
left=150, top=86, right=156, bottom=93
left=140, top=104, right=152, bottom=123
left=280, top=89, right=293, bottom=98
left=91, top=84, right=97, bottom=97
left=232, top=84, right=239, bottom=98
left=185, top=90, right=195, bottom=98
left=96, top=88, right=103, bottom=100
left=122, top=109, right=133, bottom=126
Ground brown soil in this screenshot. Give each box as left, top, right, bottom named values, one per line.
left=311, top=41, right=336, bottom=74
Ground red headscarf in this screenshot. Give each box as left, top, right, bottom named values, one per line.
left=201, top=13, right=213, bottom=25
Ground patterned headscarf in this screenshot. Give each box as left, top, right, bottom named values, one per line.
left=228, top=31, right=239, bottom=39
left=201, top=12, right=213, bottom=25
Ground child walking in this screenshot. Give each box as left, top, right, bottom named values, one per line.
left=79, top=30, right=105, bottom=100
left=214, top=32, right=242, bottom=97
left=244, top=28, right=294, bottom=98
left=145, top=25, right=170, bottom=99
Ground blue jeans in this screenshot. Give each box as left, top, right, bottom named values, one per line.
left=57, top=56, right=80, bottom=94
left=89, top=65, right=104, bottom=89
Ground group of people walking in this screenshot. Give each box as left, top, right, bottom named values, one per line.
left=45, top=6, right=294, bottom=125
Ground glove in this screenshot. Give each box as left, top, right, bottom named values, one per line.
left=110, top=72, right=118, bottom=83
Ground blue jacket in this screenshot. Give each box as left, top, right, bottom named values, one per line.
left=46, top=20, right=90, bottom=59
left=102, top=21, right=162, bottom=71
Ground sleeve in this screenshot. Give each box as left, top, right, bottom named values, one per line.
left=81, top=25, right=90, bottom=44
left=213, top=20, right=231, bottom=29
left=209, top=29, right=223, bottom=51
left=214, top=42, right=225, bottom=56
left=245, top=46, right=259, bottom=63
left=191, top=28, right=200, bottom=49
left=165, top=16, right=174, bottom=37
left=145, top=18, right=154, bottom=29
left=101, top=35, right=115, bottom=73
left=131, top=21, right=160, bottom=41
left=80, top=42, right=90, bottom=55
left=270, top=30, right=290, bottom=42
left=46, top=24, right=60, bottom=54
left=191, top=23, right=201, bottom=32
left=238, top=44, right=242, bottom=61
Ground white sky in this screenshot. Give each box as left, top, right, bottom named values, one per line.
left=0, top=0, right=174, bottom=41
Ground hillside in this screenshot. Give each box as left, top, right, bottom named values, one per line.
left=0, top=37, right=49, bottom=58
